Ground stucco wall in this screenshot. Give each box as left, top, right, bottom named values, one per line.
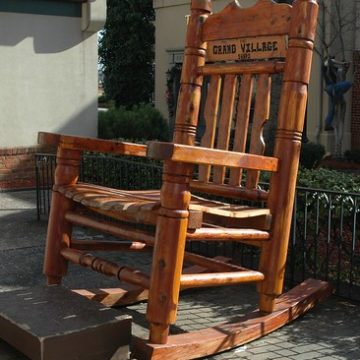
left=0, top=0, right=105, bottom=148
left=315, top=0, right=355, bottom=154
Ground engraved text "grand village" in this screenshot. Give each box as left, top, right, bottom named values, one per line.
left=212, top=41, right=279, bottom=55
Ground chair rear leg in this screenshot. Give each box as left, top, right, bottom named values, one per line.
left=258, top=291, right=277, bottom=313
left=43, top=147, right=80, bottom=285
left=43, top=192, right=74, bottom=285
left=257, top=258, right=277, bottom=313
left=257, top=219, right=291, bottom=313
left=257, top=168, right=298, bottom=312
left=257, top=185, right=295, bottom=313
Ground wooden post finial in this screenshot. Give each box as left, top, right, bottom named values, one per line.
left=191, top=0, right=212, bottom=12
left=294, top=0, right=318, bottom=35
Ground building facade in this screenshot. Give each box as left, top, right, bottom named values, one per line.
left=0, top=0, right=105, bottom=188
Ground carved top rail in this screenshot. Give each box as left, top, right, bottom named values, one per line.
left=202, top=1, right=292, bottom=42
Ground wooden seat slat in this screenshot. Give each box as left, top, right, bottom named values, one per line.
left=190, top=180, right=269, bottom=201
left=57, top=184, right=270, bottom=229
left=190, top=194, right=269, bottom=218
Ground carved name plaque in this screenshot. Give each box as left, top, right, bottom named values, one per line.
left=207, top=35, right=288, bottom=62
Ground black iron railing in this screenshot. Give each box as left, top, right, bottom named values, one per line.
left=35, top=153, right=162, bottom=219
left=288, top=187, right=359, bottom=300
left=35, top=153, right=56, bottom=220
left=35, top=153, right=360, bottom=301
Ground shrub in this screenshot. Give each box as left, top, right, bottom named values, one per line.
left=98, top=104, right=169, bottom=142
left=98, top=95, right=114, bottom=108
left=99, top=0, right=154, bottom=108
left=260, top=167, right=360, bottom=193
left=297, top=167, right=360, bottom=193
left=344, top=149, right=360, bottom=164
left=300, top=142, right=325, bottom=169
left=98, top=94, right=107, bottom=105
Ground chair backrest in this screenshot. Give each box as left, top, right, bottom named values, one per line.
left=174, top=0, right=318, bottom=205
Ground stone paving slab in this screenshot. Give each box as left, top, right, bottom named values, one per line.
left=0, top=191, right=359, bottom=360
left=0, top=286, right=131, bottom=360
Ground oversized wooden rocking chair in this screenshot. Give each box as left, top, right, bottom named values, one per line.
left=39, top=0, right=331, bottom=358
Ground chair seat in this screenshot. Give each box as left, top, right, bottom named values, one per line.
left=55, top=183, right=271, bottom=230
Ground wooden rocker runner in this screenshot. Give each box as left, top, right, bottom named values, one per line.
left=39, top=0, right=331, bottom=358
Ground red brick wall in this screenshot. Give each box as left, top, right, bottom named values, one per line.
left=351, top=51, right=360, bottom=151
left=0, top=146, right=51, bottom=190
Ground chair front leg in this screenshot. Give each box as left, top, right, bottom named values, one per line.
left=146, top=164, right=192, bottom=344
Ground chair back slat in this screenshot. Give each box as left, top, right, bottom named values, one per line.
left=229, top=74, right=254, bottom=186
left=213, top=74, right=237, bottom=184
left=195, top=65, right=276, bottom=196
left=246, top=73, right=272, bottom=189
left=199, top=75, right=222, bottom=182
left=196, top=64, right=277, bottom=197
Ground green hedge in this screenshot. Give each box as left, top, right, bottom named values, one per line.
left=260, top=167, right=359, bottom=193
left=98, top=104, right=169, bottom=142
left=344, top=149, right=360, bottom=164
left=297, top=167, right=360, bottom=193
left=300, top=142, right=325, bottom=169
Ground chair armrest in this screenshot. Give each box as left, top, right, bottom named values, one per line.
left=147, top=141, right=278, bottom=172
left=38, top=132, right=147, bottom=157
